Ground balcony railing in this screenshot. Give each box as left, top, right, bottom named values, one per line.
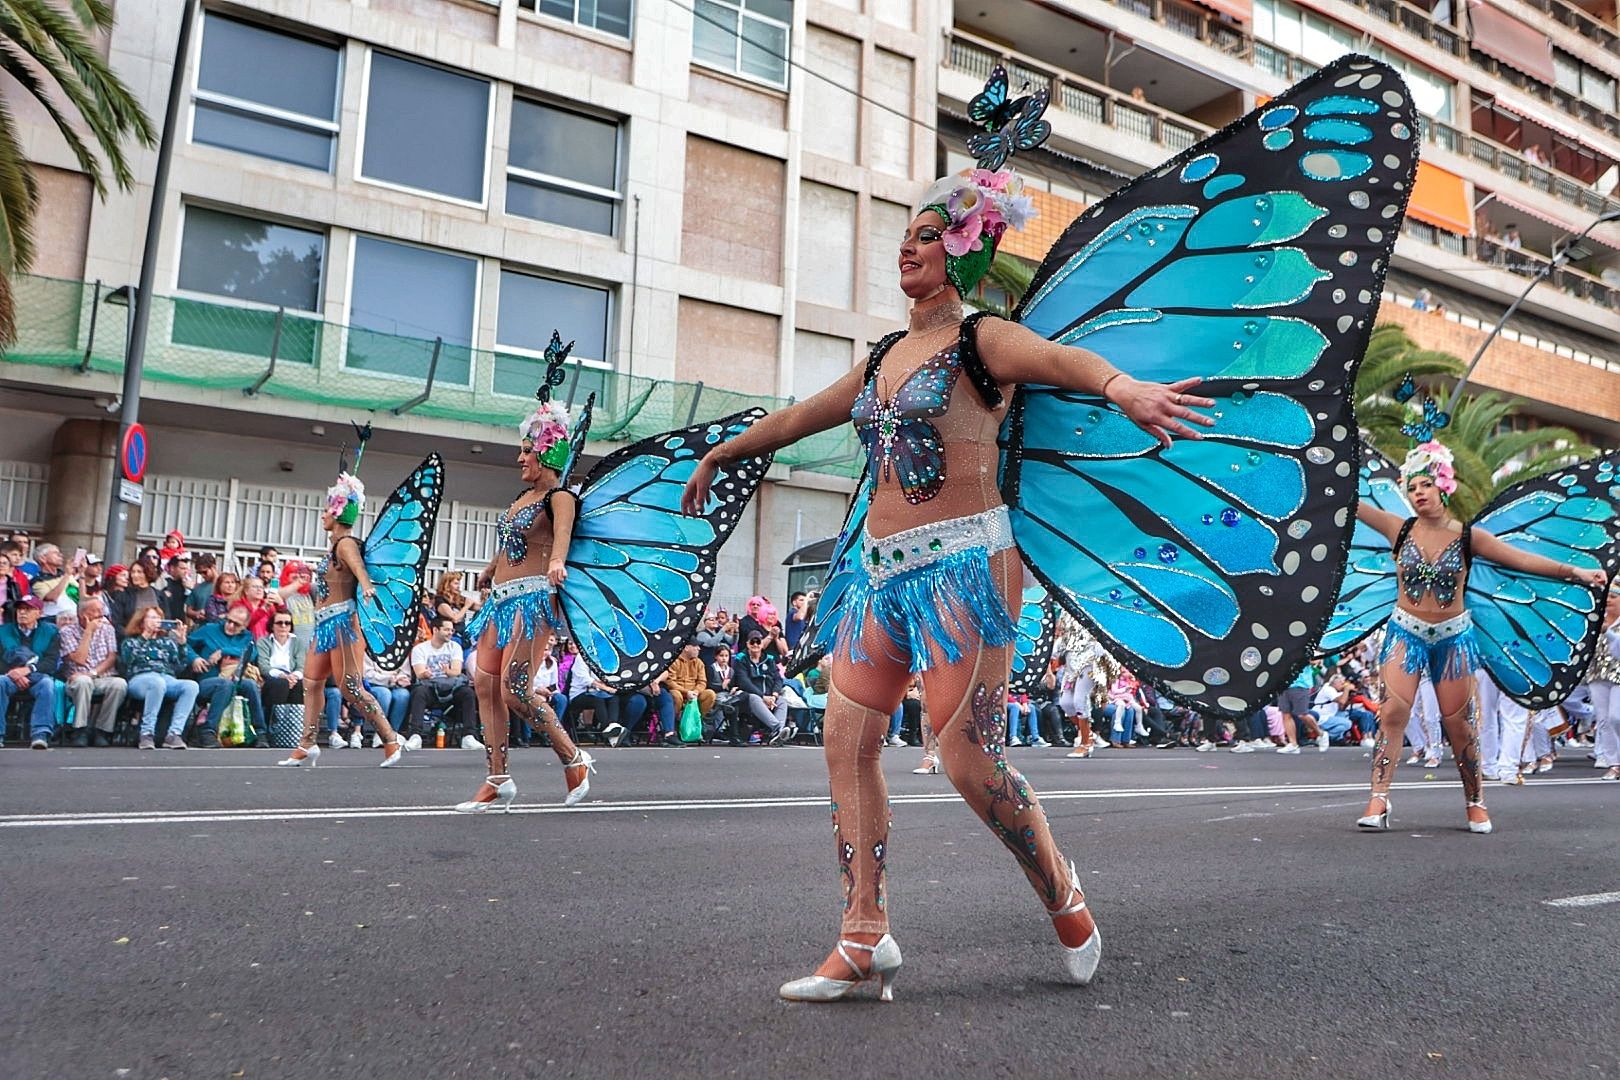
left=1400, top=219, right=1620, bottom=311
left=1420, top=116, right=1620, bottom=218
left=0, top=275, right=862, bottom=478
left=1099, top=0, right=1620, bottom=146
left=1513, top=0, right=1620, bottom=55
left=947, top=32, right=1212, bottom=156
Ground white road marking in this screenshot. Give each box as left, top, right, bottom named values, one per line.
left=1542, top=891, right=1620, bottom=908
left=0, top=777, right=1609, bottom=830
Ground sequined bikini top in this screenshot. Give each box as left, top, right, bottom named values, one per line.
left=1394, top=518, right=1470, bottom=608
left=850, top=313, right=1003, bottom=506
left=495, top=498, right=546, bottom=565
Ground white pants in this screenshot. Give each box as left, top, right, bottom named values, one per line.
left=1476, top=673, right=1504, bottom=777
left=1527, top=709, right=1562, bottom=760
left=1059, top=676, right=1093, bottom=719
left=1404, top=677, right=1442, bottom=755
left=1491, top=697, right=1532, bottom=779
left=1593, top=682, right=1618, bottom=766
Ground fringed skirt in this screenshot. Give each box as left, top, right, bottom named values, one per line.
left=465, top=575, right=560, bottom=650
left=313, top=601, right=360, bottom=655
left=836, top=506, right=1019, bottom=674
left=1379, top=607, right=1479, bottom=683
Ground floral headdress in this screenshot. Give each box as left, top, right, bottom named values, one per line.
left=1393, top=374, right=1456, bottom=501
left=914, top=168, right=1038, bottom=298
left=326, top=423, right=371, bottom=527
left=519, top=331, right=576, bottom=471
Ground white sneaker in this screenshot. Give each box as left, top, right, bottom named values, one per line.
left=1276, top=743, right=1301, bottom=754
left=328, top=731, right=346, bottom=750
left=349, top=729, right=363, bottom=749
left=1230, top=742, right=1255, bottom=753
left=1316, top=732, right=1330, bottom=752
left=601, top=722, right=626, bottom=748
left=1008, top=737, right=1025, bottom=748
left=1196, top=741, right=1216, bottom=753
left=1032, top=738, right=1051, bottom=748
left=1594, top=760, right=1615, bottom=769
left=461, top=734, right=485, bottom=751
left=885, top=734, right=905, bottom=747
left=1359, top=737, right=1376, bottom=748
left=404, top=733, right=422, bottom=751
left=371, top=733, right=385, bottom=749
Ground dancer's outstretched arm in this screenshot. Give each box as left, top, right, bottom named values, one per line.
left=682, top=365, right=864, bottom=514
left=975, top=318, right=1215, bottom=447
left=1355, top=501, right=1406, bottom=544
left=1471, top=527, right=1609, bottom=590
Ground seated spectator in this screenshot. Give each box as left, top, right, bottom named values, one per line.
left=120, top=606, right=202, bottom=749
left=158, top=529, right=188, bottom=565
left=135, top=545, right=162, bottom=589
left=523, top=644, right=569, bottom=748
left=632, top=670, right=678, bottom=745
left=30, top=543, right=80, bottom=620
left=692, top=610, right=734, bottom=666
left=706, top=643, right=745, bottom=745
left=185, top=553, right=218, bottom=625
left=562, top=659, right=627, bottom=744
left=58, top=596, right=126, bottom=746
left=0, top=549, right=25, bottom=622
left=1005, top=685, right=1044, bottom=748
left=257, top=546, right=281, bottom=577
left=6, top=530, right=38, bottom=577
left=109, top=561, right=162, bottom=636
left=237, top=577, right=281, bottom=639
left=187, top=603, right=265, bottom=747
left=257, top=611, right=342, bottom=746
left=734, top=631, right=796, bottom=746
left=1, top=596, right=60, bottom=748
left=158, top=554, right=193, bottom=621
left=887, top=675, right=923, bottom=747
left=1103, top=669, right=1148, bottom=748
left=1309, top=673, right=1355, bottom=745
left=432, top=572, right=479, bottom=646
left=361, top=651, right=413, bottom=744
left=665, top=642, right=716, bottom=728
left=204, top=571, right=241, bottom=623
left=405, top=615, right=478, bottom=748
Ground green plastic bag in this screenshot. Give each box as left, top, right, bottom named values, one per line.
left=218, top=695, right=255, bottom=747
left=677, top=698, right=703, bottom=743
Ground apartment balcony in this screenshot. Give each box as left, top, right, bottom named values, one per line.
left=942, top=31, right=1214, bottom=177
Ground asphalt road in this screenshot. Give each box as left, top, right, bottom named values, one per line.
left=3, top=741, right=1617, bottom=1080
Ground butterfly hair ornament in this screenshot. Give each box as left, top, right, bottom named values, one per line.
left=1392, top=375, right=1456, bottom=503
left=325, top=422, right=372, bottom=527
left=915, top=65, right=1046, bottom=299
left=520, top=331, right=577, bottom=471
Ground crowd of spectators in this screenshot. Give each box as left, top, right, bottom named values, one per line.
left=0, top=527, right=1446, bottom=764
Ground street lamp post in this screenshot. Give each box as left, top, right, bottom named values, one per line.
left=1444, top=207, right=1620, bottom=414
left=103, top=0, right=199, bottom=562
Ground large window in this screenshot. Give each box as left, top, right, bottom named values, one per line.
left=173, top=206, right=325, bottom=362
left=191, top=14, right=341, bottom=171
left=1253, top=0, right=1450, bottom=119
left=692, top=0, right=791, bottom=89
left=361, top=53, right=491, bottom=203
left=520, top=0, right=633, bottom=38
left=494, top=270, right=613, bottom=403
left=347, top=237, right=477, bottom=386
left=507, top=100, right=622, bottom=235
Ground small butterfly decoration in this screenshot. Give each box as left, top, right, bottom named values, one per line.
left=537, top=330, right=575, bottom=405
left=966, top=64, right=1051, bottom=171
left=1400, top=397, right=1451, bottom=442
left=1393, top=373, right=1417, bottom=404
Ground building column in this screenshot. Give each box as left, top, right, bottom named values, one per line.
left=46, top=418, right=136, bottom=560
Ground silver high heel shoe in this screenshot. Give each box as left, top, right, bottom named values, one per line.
left=778, top=935, right=902, bottom=1002
left=1356, top=792, right=1390, bottom=830
left=276, top=743, right=320, bottom=768
left=563, top=749, right=596, bottom=807
left=1052, top=860, right=1102, bottom=986
left=1466, top=799, right=1493, bottom=834
left=455, top=774, right=517, bottom=814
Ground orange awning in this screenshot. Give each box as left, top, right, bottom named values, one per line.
left=1406, top=161, right=1473, bottom=235
left=1000, top=188, right=1088, bottom=262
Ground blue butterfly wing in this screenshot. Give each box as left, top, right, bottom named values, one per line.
left=968, top=65, right=1009, bottom=128
left=560, top=410, right=773, bottom=690
left=357, top=453, right=446, bottom=668
left=1002, top=55, right=1418, bottom=717
left=788, top=469, right=872, bottom=677
left=1316, top=446, right=1410, bottom=657
left=1467, top=451, right=1620, bottom=709
left=1008, top=585, right=1058, bottom=695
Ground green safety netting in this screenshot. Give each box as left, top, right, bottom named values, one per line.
left=3, top=274, right=861, bottom=477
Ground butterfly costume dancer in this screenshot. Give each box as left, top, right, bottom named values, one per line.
left=454, top=333, right=772, bottom=812
left=279, top=427, right=445, bottom=768
left=1320, top=398, right=1616, bottom=831
left=685, top=56, right=1420, bottom=999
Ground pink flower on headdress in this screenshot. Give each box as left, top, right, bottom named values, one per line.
left=1401, top=439, right=1457, bottom=496
left=325, top=473, right=364, bottom=516
left=519, top=401, right=572, bottom=452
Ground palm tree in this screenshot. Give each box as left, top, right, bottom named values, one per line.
left=0, top=0, right=155, bottom=341
left=1354, top=323, right=1462, bottom=454
left=966, top=250, right=1036, bottom=317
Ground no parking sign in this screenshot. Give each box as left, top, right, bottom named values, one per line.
left=119, top=423, right=147, bottom=505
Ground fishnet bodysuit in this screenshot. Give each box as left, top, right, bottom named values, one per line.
left=300, top=535, right=396, bottom=752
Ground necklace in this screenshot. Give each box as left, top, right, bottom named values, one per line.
left=908, top=300, right=964, bottom=336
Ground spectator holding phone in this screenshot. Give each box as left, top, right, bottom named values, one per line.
left=0, top=596, right=60, bottom=748
left=120, top=605, right=202, bottom=749
left=30, top=544, right=79, bottom=620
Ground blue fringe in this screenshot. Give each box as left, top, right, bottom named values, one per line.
left=313, top=605, right=360, bottom=654
left=838, top=547, right=1018, bottom=674
left=1380, top=617, right=1479, bottom=683
left=465, top=586, right=558, bottom=649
